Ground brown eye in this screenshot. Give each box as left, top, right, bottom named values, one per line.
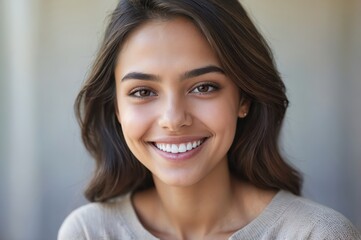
left=191, top=83, right=219, bottom=94
left=139, top=89, right=151, bottom=96
left=197, top=85, right=210, bottom=92
left=130, top=88, right=156, bottom=98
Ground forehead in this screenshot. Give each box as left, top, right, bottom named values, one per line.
left=121, top=17, right=206, bottom=48
left=116, top=17, right=221, bottom=74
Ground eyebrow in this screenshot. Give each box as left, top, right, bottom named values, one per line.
left=121, top=65, right=225, bottom=81
left=121, top=72, right=158, bottom=81
left=181, top=65, right=225, bottom=80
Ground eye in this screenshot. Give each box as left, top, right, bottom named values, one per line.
left=190, top=83, right=219, bottom=94
left=129, top=88, right=157, bottom=98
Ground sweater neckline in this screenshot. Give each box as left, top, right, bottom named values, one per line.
left=119, top=190, right=294, bottom=239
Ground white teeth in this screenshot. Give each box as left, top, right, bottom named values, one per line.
left=186, top=142, right=192, bottom=151
left=171, top=144, right=178, bottom=153
left=155, top=140, right=204, bottom=153
left=179, top=144, right=186, bottom=153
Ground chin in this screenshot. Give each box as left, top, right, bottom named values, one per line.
left=154, top=173, right=204, bottom=188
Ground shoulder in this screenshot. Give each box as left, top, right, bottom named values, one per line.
left=272, top=191, right=361, bottom=239
left=57, top=194, right=135, bottom=240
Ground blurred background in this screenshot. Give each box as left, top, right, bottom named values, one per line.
left=0, top=0, right=360, bottom=239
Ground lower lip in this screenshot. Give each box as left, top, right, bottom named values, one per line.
left=151, top=140, right=206, bottom=162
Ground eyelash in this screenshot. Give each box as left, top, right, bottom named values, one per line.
left=189, top=82, right=220, bottom=94
left=128, top=82, right=220, bottom=99
left=129, top=87, right=157, bottom=98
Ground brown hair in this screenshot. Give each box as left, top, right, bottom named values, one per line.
left=76, top=0, right=302, bottom=202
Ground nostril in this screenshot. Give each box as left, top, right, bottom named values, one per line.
left=158, top=108, right=192, bottom=131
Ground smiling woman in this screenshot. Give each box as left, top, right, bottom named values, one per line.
left=58, top=0, right=360, bottom=239
left=115, top=18, right=244, bottom=189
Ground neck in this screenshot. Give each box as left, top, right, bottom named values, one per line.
left=133, top=160, right=277, bottom=240
left=151, top=161, right=241, bottom=239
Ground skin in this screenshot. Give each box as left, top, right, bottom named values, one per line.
left=115, top=17, right=276, bottom=240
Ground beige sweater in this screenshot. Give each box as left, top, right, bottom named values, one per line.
left=58, top=190, right=361, bottom=239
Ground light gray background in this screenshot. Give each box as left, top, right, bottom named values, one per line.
left=1, top=0, right=360, bottom=239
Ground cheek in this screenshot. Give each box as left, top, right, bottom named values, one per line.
left=194, top=97, right=239, bottom=132
left=117, top=102, right=157, bottom=142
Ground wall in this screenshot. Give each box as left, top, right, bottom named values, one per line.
left=0, top=0, right=360, bottom=239
left=1, top=0, right=117, bottom=239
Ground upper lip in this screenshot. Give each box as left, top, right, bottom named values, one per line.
left=149, top=136, right=209, bottom=144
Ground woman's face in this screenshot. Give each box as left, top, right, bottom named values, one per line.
left=115, top=17, right=248, bottom=187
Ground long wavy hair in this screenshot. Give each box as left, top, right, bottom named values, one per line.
left=76, top=0, right=302, bottom=202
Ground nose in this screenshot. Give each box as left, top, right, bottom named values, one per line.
left=158, top=95, right=192, bottom=131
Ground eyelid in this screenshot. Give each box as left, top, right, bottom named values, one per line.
left=128, top=86, right=157, bottom=98
left=189, top=81, right=220, bottom=94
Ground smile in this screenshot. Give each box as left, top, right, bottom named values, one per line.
left=154, top=139, right=205, bottom=154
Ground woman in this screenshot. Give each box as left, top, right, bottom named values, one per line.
left=58, top=0, right=360, bottom=239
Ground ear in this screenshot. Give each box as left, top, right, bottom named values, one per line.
left=238, top=98, right=251, bottom=118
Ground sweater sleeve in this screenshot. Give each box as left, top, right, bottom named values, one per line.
left=57, top=203, right=107, bottom=240
left=308, top=210, right=361, bottom=240
left=57, top=209, right=87, bottom=240
left=285, top=196, right=361, bottom=240
left=57, top=197, right=140, bottom=240
left=230, top=191, right=361, bottom=240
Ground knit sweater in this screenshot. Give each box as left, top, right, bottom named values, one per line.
left=58, top=190, right=361, bottom=239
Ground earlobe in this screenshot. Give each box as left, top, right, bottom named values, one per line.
left=239, top=112, right=247, bottom=118
left=238, top=99, right=250, bottom=118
